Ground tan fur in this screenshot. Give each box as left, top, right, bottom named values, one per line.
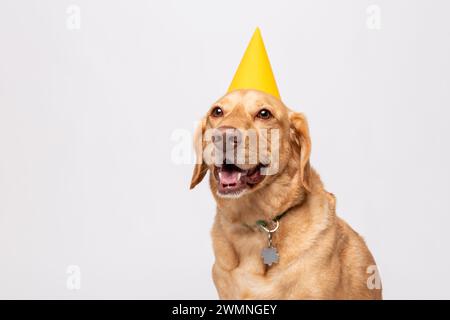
left=191, top=89, right=382, bottom=299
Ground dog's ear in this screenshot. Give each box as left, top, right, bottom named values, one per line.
left=190, top=117, right=208, bottom=189
left=289, top=112, right=312, bottom=192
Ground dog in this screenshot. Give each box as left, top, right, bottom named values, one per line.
left=190, top=89, right=382, bottom=299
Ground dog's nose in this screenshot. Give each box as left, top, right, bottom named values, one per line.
left=212, top=126, right=243, bottom=152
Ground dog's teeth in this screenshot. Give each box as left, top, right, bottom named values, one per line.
left=218, top=172, right=223, bottom=180
left=237, top=172, right=241, bottom=180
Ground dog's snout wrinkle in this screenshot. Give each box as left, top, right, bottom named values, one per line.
left=212, top=126, right=243, bottom=152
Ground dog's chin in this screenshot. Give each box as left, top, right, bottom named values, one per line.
left=213, top=163, right=266, bottom=199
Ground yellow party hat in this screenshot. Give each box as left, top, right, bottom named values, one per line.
left=228, top=28, right=280, bottom=99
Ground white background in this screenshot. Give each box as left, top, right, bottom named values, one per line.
left=1, top=0, right=449, bottom=299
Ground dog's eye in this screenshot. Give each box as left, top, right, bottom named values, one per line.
left=256, top=109, right=272, bottom=120
left=211, top=106, right=224, bottom=117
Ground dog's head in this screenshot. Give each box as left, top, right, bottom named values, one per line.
left=190, top=89, right=311, bottom=200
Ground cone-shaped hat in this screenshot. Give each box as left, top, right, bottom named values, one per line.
left=228, top=28, right=280, bottom=99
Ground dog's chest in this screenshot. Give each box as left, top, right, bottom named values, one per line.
left=225, top=233, right=287, bottom=298
left=222, top=257, right=293, bottom=299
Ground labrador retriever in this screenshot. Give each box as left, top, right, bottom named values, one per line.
left=190, top=89, right=382, bottom=299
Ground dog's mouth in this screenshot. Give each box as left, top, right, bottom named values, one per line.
left=213, top=163, right=266, bottom=196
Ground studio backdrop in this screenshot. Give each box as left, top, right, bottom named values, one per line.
left=0, top=0, right=449, bottom=299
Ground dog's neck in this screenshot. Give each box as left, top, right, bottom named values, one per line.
left=214, top=160, right=312, bottom=228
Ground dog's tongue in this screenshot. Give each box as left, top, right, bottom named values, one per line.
left=219, top=170, right=241, bottom=185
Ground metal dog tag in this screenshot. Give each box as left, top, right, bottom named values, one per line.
left=261, top=230, right=279, bottom=266
left=261, top=246, right=279, bottom=266
left=257, top=219, right=280, bottom=266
